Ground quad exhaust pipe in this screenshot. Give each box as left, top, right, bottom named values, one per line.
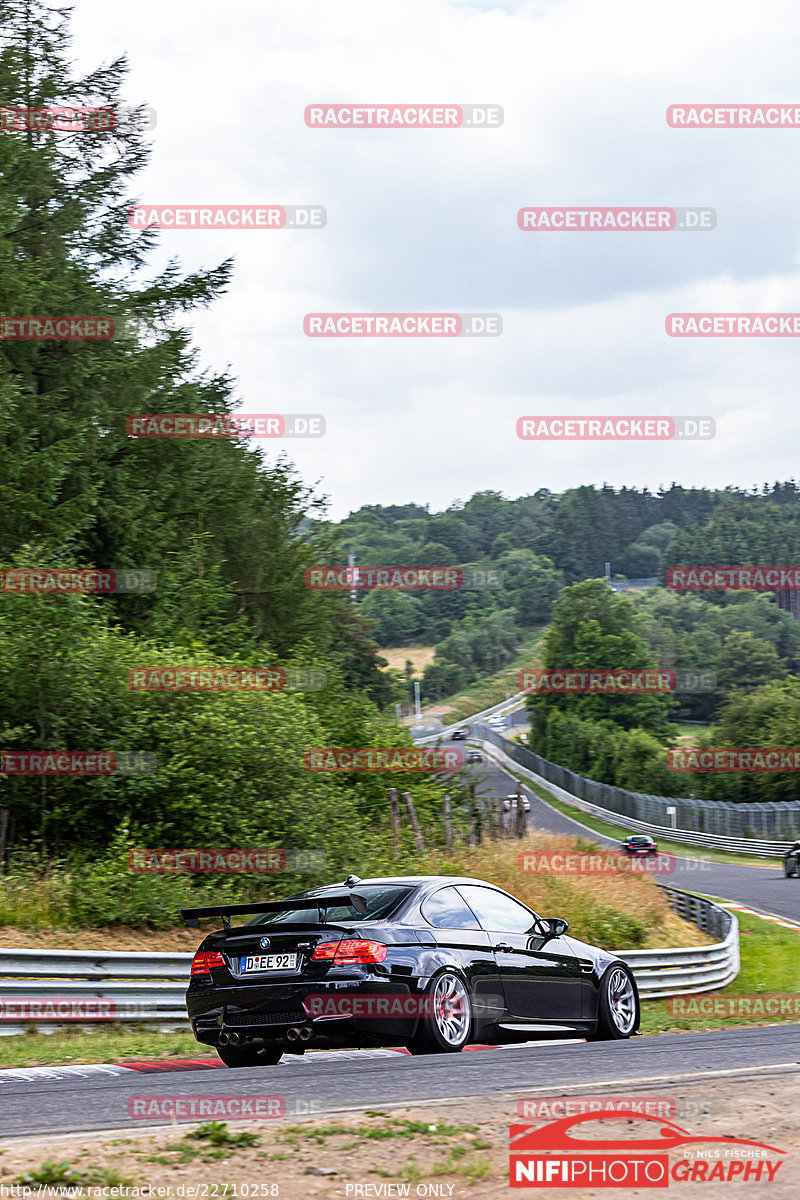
left=220, top=1027, right=312, bottom=1047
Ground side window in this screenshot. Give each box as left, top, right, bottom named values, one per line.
left=421, top=886, right=481, bottom=930
left=456, top=886, right=538, bottom=934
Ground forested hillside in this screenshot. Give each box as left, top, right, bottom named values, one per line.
left=334, top=483, right=800, bottom=704
left=0, top=1, right=446, bottom=874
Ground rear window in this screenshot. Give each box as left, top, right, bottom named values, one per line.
left=246, top=885, right=412, bottom=927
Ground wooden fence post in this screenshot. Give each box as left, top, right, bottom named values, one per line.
left=472, top=799, right=483, bottom=845
left=403, top=791, right=426, bottom=853
left=443, top=793, right=453, bottom=850
left=515, top=787, right=526, bottom=838
left=389, top=788, right=400, bottom=852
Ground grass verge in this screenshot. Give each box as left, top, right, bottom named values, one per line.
left=0, top=1023, right=201, bottom=1068
left=639, top=908, right=800, bottom=1033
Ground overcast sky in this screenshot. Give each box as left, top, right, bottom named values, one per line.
left=68, top=0, right=800, bottom=519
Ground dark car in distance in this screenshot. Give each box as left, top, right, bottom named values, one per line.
left=784, top=841, right=800, bottom=877
left=620, top=835, right=657, bottom=857
left=182, top=875, right=640, bottom=1068
left=451, top=728, right=469, bottom=740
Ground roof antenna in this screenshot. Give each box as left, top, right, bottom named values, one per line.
left=343, top=874, right=367, bottom=915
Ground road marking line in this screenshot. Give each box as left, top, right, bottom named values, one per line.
left=0, top=1063, right=136, bottom=1084
left=0, top=1039, right=588, bottom=1082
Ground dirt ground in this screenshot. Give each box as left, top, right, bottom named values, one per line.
left=1, top=1066, right=797, bottom=1198
left=379, top=645, right=437, bottom=678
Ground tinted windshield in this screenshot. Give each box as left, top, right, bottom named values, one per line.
left=246, top=885, right=412, bottom=927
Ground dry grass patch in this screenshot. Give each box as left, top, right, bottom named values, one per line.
left=379, top=645, right=437, bottom=676
left=425, top=834, right=712, bottom=950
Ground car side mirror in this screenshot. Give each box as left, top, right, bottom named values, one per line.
left=543, top=917, right=569, bottom=939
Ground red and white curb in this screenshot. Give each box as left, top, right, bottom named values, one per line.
left=0, top=1039, right=583, bottom=1084
left=714, top=900, right=800, bottom=931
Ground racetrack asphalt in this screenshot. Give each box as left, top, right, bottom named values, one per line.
left=2, top=1025, right=799, bottom=1138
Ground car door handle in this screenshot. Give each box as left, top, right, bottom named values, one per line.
left=494, top=943, right=514, bottom=952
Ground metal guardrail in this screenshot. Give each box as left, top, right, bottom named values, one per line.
left=0, top=886, right=739, bottom=1030
left=474, top=724, right=796, bottom=855
left=616, top=888, right=740, bottom=999
left=0, top=948, right=189, bottom=1032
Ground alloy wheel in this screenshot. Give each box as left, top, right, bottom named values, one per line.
left=432, top=973, right=470, bottom=1046
left=607, top=967, right=636, bottom=1034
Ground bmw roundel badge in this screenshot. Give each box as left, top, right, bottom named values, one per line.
left=260, top=937, right=270, bottom=949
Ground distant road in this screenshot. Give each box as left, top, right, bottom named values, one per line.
left=451, top=740, right=800, bottom=925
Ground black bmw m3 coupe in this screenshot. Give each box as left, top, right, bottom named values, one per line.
left=182, top=874, right=640, bottom=1067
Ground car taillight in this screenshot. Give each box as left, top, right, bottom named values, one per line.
left=190, top=949, right=225, bottom=975
left=312, top=939, right=387, bottom=964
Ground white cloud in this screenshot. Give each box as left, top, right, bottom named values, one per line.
left=68, top=0, right=800, bottom=515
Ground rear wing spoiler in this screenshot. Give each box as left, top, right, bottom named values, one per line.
left=180, top=890, right=368, bottom=929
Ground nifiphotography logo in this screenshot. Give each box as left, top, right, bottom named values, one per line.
left=509, top=1109, right=785, bottom=1187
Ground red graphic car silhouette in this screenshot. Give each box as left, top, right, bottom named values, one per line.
left=510, top=1110, right=784, bottom=1155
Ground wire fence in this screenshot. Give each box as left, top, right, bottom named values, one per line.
left=476, top=725, right=800, bottom=841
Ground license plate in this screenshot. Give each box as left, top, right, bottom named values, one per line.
left=241, top=953, right=298, bottom=973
